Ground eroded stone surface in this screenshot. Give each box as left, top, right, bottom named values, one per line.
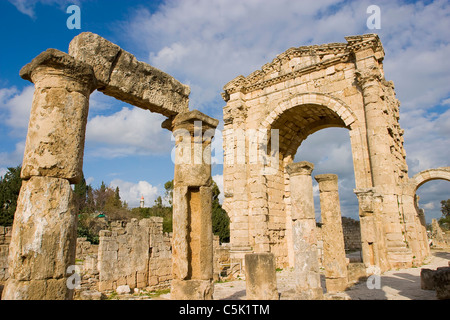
left=69, top=32, right=190, bottom=117
left=2, top=176, right=77, bottom=300
left=20, top=49, right=95, bottom=184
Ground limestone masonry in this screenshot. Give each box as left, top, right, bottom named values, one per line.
left=1, top=32, right=449, bottom=300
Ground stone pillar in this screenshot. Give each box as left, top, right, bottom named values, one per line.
left=286, top=161, right=323, bottom=299
left=245, top=253, right=279, bottom=300
left=354, top=188, right=390, bottom=272
left=2, top=49, right=96, bottom=300
left=164, top=110, right=219, bottom=300
left=315, top=174, right=348, bottom=293
left=355, top=46, right=412, bottom=269
left=222, top=92, right=253, bottom=273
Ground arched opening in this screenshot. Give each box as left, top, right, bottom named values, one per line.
left=415, top=180, right=450, bottom=225
left=265, top=97, right=361, bottom=268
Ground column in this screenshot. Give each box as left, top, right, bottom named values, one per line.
left=2, top=49, right=97, bottom=300
left=165, top=110, right=219, bottom=300
left=354, top=188, right=390, bottom=272
left=355, top=46, right=412, bottom=268
left=315, top=174, right=348, bottom=293
left=222, top=92, right=253, bottom=274
left=286, top=161, right=323, bottom=299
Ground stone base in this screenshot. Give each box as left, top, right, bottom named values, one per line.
left=1, top=278, right=72, bottom=300
left=2, top=176, right=78, bottom=300
left=171, top=279, right=214, bottom=300
left=325, top=277, right=348, bottom=293
left=295, top=287, right=323, bottom=300
left=245, top=253, right=279, bottom=300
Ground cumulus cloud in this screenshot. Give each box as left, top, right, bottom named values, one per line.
left=0, top=85, right=32, bottom=168
left=110, top=178, right=159, bottom=208
left=85, top=106, right=173, bottom=158
left=0, top=141, right=26, bottom=168
left=0, top=85, right=33, bottom=136
left=212, top=174, right=224, bottom=204
left=8, top=0, right=80, bottom=18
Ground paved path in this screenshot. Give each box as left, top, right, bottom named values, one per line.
left=212, top=250, right=450, bottom=300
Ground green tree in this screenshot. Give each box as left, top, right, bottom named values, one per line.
left=164, top=180, right=174, bottom=207
left=439, top=199, right=450, bottom=231
left=211, top=179, right=230, bottom=243
left=0, top=166, right=22, bottom=226
left=73, top=174, right=88, bottom=212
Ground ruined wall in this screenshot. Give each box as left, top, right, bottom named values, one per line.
left=0, top=227, right=12, bottom=285
left=342, top=217, right=362, bottom=251
left=97, top=218, right=172, bottom=292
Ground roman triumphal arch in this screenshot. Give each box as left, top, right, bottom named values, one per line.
left=222, top=34, right=440, bottom=273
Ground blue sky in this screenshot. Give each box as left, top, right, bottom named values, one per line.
left=0, top=0, right=449, bottom=222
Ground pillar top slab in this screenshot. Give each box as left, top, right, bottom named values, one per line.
left=286, top=161, right=314, bottom=176
left=163, top=109, right=219, bottom=132
left=315, top=174, right=338, bottom=192
left=20, top=48, right=96, bottom=87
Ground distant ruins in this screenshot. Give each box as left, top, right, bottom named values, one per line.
left=1, top=32, right=449, bottom=300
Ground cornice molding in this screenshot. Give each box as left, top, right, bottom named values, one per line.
left=222, top=34, right=384, bottom=101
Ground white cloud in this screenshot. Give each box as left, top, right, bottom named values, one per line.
left=0, top=141, right=26, bottom=168
left=85, top=176, right=94, bottom=185
left=85, top=106, right=173, bottom=158
left=110, top=179, right=159, bottom=208
left=422, top=202, right=435, bottom=210
left=0, top=167, right=7, bottom=178
left=401, top=108, right=450, bottom=174
left=0, top=85, right=33, bottom=136
left=8, top=0, right=80, bottom=18
left=212, top=174, right=224, bottom=204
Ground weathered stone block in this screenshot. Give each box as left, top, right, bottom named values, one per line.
left=434, top=267, right=450, bottom=300
left=420, top=268, right=436, bottom=290
left=3, top=178, right=77, bottom=300
left=171, top=279, right=214, bottom=300
left=245, top=253, right=279, bottom=300
left=69, top=32, right=190, bottom=117
left=19, top=49, right=96, bottom=184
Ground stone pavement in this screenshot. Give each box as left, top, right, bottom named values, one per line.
left=211, top=250, right=450, bottom=300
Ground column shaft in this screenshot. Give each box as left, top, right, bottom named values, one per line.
left=286, top=161, right=323, bottom=299
left=167, top=110, right=218, bottom=300
left=315, top=174, right=348, bottom=293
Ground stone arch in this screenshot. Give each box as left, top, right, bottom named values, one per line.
left=262, top=93, right=357, bottom=159
left=411, top=167, right=450, bottom=192
left=262, top=92, right=357, bottom=130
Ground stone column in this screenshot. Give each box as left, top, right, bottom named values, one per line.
left=222, top=92, right=253, bottom=273
left=286, top=161, right=323, bottom=299
left=245, top=253, right=279, bottom=300
left=354, top=188, right=389, bottom=272
left=2, top=49, right=96, bottom=300
left=315, top=174, right=348, bottom=293
left=164, top=110, right=218, bottom=300
left=354, top=45, right=412, bottom=269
